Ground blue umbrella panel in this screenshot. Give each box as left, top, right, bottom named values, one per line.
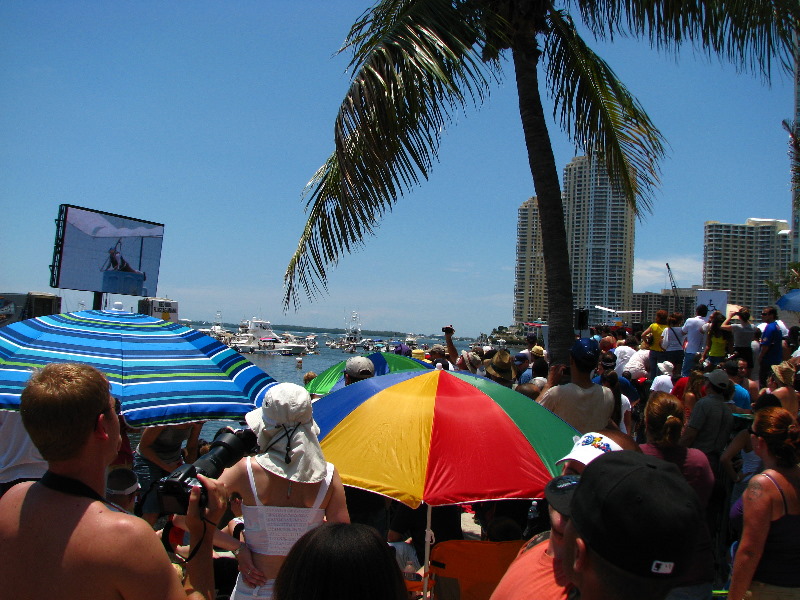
left=0, top=310, right=277, bottom=426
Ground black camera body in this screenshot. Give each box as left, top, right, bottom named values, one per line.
left=157, top=428, right=258, bottom=515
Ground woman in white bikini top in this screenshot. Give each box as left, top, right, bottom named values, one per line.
left=219, top=383, right=349, bottom=599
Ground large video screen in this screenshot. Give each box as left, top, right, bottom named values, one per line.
left=50, top=205, right=164, bottom=297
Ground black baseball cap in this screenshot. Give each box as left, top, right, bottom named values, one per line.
left=565, top=451, right=702, bottom=579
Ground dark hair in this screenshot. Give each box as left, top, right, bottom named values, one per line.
left=531, top=357, right=549, bottom=378
left=753, top=393, right=782, bottom=412
left=752, top=407, right=800, bottom=468
left=723, top=360, right=739, bottom=377
left=696, top=305, right=708, bottom=317
left=644, top=392, right=683, bottom=447
left=738, top=308, right=751, bottom=323
left=709, top=311, right=725, bottom=335
left=600, top=351, right=617, bottom=368
left=763, top=306, right=778, bottom=318
left=667, top=313, right=683, bottom=327
left=274, top=523, right=406, bottom=600
left=654, top=310, right=668, bottom=325
left=486, top=516, right=523, bottom=541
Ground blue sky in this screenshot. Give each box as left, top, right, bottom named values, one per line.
left=2, top=2, right=796, bottom=338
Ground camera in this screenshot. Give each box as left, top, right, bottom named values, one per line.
left=442, top=326, right=454, bottom=335
left=157, top=428, right=258, bottom=515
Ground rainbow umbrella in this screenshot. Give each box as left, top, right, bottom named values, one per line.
left=313, top=369, right=577, bottom=509
left=0, top=309, right=277, bottom=426
left=306, top=351, right=431, bottom=396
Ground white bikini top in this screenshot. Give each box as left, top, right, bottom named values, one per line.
left=241, top=457, right=334, bottom=556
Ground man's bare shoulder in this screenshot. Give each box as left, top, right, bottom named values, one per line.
left=0, top=484, right=185, bottom=600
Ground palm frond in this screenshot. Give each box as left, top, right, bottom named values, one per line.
left=284, top=0, right=499, bottom=310
left=572, top=0, right=799, bottom=80
left=544, top=9, right=666, bottom=214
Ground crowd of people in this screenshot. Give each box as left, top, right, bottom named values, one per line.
left=1, top=309, right=799, bottom=600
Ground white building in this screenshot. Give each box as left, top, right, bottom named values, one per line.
left=703, top=218, right=791, bottom=311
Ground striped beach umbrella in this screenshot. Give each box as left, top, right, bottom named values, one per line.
left=306, top=351, right=431, bottom=396
left=313, top=369, right=577, bottom=508
left=0, top=310, right=277, bottom=426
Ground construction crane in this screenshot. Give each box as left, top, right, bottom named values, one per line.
left=666, top=263, right=681, bottom=310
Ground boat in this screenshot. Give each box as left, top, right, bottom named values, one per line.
left=229, top=318, right=307, bottom=355
left=331, top=311, right=363, bottom=352
left=404, top=334, right=419, bottom=349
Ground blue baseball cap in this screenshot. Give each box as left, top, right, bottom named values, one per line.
left=570, top=338, right=600, bottom=366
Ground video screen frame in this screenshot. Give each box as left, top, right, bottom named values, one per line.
left=50, top=204, right=165, bottom=297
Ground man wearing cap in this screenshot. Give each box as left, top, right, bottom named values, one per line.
left=559, top=451, right=704, bottom=600
left=679, top=369, right=734, bottom=474
left=343, top=356, right=375, bottom=385
left=341, top=356, right=388, bottom=535
left=428, top=344, right=454, bottom=370
left=0, top=362, right=227, bottom=600
left=513, top=353, right=531, bottom=385
left=538, top=339, right=615, bottom=434
left=492, top=432, right=633, bottom=600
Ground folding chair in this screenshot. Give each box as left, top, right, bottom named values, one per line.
left=426, top=539, right=525, bottom=600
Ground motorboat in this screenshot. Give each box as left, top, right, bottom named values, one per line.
left=230, top=318, right=307, bottom=355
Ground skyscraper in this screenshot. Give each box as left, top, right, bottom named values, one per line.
left=514, top=156, right=635, bottom=326
left=703, top=218, right=791, bottom=310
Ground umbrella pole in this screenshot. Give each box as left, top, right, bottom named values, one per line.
left=422, top=504, right=432, bottom=598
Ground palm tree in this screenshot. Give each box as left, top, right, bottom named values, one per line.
left=284, top=0, right=797, bottom=364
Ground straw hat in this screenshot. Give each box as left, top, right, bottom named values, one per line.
left=485, top=349, right=517, bottom=382
left=460, top=350, right=481, bottom=374
left=244, top=383, right=327, bottom=483
left=771, top=361, right=796, bottom=387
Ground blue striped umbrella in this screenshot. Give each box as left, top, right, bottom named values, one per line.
left=0, top=310, right=277, bottom=426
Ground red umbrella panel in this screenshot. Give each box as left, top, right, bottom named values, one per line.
left=312, top=369, right=577, bottom=508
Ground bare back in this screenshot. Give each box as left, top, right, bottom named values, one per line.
left=0, top=482, right=186, bottom=600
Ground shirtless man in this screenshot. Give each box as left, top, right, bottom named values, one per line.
left=0, top=363, right=227, bottom=600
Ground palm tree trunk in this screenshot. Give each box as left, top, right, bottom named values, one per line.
left=511, top=33, right=574, bottom=366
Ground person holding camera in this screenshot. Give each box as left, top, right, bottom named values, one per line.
left=0, top=362, right=228, bottom=600
left=218, top=383, right=349, bottom=600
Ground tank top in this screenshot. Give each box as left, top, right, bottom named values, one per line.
left=650, top=323, right=667, bottom=352
left=708, top=332, right=728, bottom=358
left=753, top=472, right=800, bottom=587
left=241, top=457, right=333, bottom=556
left=137, top=426, right=193, bottom=464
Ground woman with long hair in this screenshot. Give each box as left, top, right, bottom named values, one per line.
left=218, top=383, right=350, bottom=600
left=728, top=407, right=800, bottom=600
